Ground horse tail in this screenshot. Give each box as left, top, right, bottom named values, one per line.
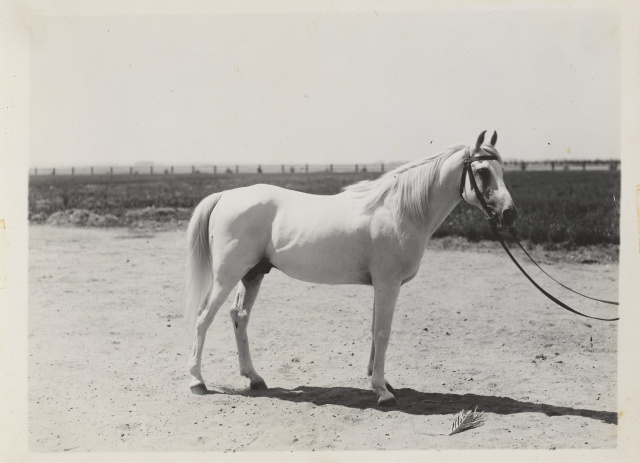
left=184, top=192, right=223, bottom=336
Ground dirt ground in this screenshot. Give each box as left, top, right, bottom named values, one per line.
left=28, top=225, right=618, bottom=452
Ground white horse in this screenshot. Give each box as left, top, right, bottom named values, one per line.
left=184, top=130, right=517, bottom=406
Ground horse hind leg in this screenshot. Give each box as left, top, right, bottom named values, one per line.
left=188, top=276, right=239, bottom=395
left=230, top=274, right=267, bottom=390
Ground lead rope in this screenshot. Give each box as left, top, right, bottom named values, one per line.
left=508, top=228, right=618, bottom=306
left=489, top=222, right=619, bottom=322
left=462, top=147, right=619, bottom=321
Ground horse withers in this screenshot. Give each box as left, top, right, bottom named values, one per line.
left=184, top=130, right=517, bottom=406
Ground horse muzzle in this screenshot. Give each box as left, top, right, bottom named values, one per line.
left=498, top=206, right=518, bottom=230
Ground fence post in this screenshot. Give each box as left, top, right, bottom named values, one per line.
left=281, top=164, right=285, bottom=173
left=381, top=163, right=384, bottom=172
left=520, top=161, right=526, bottom=171
left=90, top=167, right=94, bottom=175
left=192, top=166, right=195, bottom=174
left=150, top=166, right=153, bottom=175
left=71, top=167, right=74, bottom=176
left=355, top=164, right=359, bottom=172
left=52, top=167, right=55, bottom=175
left=551, top=161, right=555, bottom=171
left=170, top=166, right=174, bottom=174
left=582, top=161, right=586, bottom=171
left=330, top=164, right=333, bottom=172
left=305, top=164, right=308, bottom=173
left=214, top=165, right=217, bottom=175
left=235, top=165, right=239, bottom=174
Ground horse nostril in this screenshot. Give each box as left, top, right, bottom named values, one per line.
left=503, top=207, right=518, bottom=225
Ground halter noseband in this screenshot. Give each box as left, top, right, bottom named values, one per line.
left=459, top=146, right=501, bottom=221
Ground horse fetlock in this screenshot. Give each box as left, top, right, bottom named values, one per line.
left=239, top=367, right=255, bottom=378
left=188, top=359, right=202, bottom=379
left=240, top=368, right=267, bottom=389
left=371, top=374, right=394, bottom=394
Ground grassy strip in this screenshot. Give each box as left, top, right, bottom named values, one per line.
left=29, top=170, right=620, bottom=248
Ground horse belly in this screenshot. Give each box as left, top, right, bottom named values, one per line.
left=271, top=244, right=371, bottom=285
left=269, top=217, right=372, bottom=285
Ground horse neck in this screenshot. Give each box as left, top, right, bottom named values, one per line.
left=419, top=148, right=465, bottom=237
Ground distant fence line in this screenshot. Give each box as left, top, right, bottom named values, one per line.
left=29, top=159, right=620, bottom=176
left=31, top=163, right=391, bottom=177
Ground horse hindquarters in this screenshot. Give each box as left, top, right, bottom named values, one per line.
left=184, top=192, right=240, bottom=394
left=186, top=191, right=274, bottom=394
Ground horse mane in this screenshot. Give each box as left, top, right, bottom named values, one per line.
left=342, top=144, right=466, bottom=226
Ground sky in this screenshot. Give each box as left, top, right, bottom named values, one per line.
left=29, top=7, right=620, bottom=168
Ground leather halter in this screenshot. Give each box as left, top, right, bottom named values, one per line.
left=459, top=146, right=501, bottom=220
left=458, top=145, right=618, bottom=321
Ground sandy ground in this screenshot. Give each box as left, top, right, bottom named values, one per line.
left=28, top=225, right=618, bottom=452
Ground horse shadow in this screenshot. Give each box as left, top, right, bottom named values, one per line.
left=214, top=385, right=617, bottom=425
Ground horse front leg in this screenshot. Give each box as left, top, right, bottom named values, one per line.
left=370, top=280, right=401, bottom=407
left=367, top=301, right=395, bottom=394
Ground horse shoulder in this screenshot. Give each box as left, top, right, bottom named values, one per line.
left=368, top=210, right=427, bottom=283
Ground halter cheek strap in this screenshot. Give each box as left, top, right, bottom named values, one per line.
left=459, top=147, right=501, bottom=220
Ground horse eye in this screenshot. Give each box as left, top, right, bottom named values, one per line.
left=475, top=168, right=492, bottom=185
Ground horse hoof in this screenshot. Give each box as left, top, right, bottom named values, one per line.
left=378, top=395, right=399, bottom=407
left=385, top=381, right=396, bottom=394
left=190, top=383, right=208, bottom=395
left=250, top=380, right=268, bottom=390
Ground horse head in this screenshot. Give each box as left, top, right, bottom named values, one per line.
left=460, top=131, right=518, bottom=230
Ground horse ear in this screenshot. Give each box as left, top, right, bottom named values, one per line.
left=475, top=130, right=487, bottom=151
left=490, top=131, right=498, bottom=146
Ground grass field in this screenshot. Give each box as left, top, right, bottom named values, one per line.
left=29, top=170, right=620, bottom=247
